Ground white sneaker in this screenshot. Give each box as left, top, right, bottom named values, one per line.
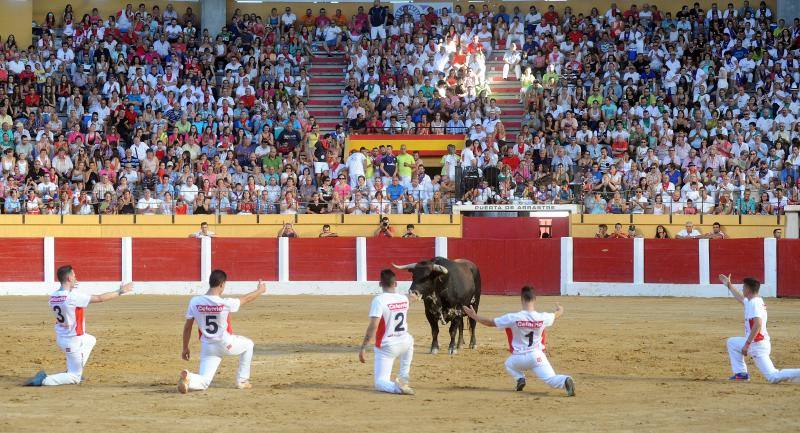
left=177, top=370, right=189, bottom=394
left=236, top=380, right=252, bottom=390
left=396, top=378, right=415, bottom=395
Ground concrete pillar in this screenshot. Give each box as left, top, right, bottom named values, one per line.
left=201, top=0, right=227, bottom=36
left=785, top=205, right=800, bottom=239
left=777, top=0, right=800, bottom=23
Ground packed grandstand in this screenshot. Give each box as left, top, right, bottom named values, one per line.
left=0, top=1, right=798, bottom=217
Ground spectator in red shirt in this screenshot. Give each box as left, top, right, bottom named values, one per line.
left=543, top=5, right=560, bottom=25
left=18, top=65, right=35, bottom=84
left=609, top=223, right=629, bottom=238
left=501, top=149, right=520, bottom=172
left=623, top=5, right=640, bottom=20
left=366, top=113, right=383, bottom=133
left=315, top=8, right=331, bottom=28
left=422, top=7, right=438, bottom=29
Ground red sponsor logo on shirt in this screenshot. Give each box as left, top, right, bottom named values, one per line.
left=387, top=302, right=408, bottom=311
left=516, top=320, right=543, bottom=329
left=197, top=305, right=224, bottom=313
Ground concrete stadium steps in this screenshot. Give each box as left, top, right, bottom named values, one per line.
left=312, top=77, right=347, bottom=84
left=309, top=108, right=342, bottom=116
left=313, top=88, right=343, bottom=95
left=306, top=49, right=526, bottom=142
left=309, top=66, right=345, bottom=74
left=488, top=76, right=520, bottom=83
left=308, top=54, right=348, bottom=127
left=312, top=55, right=348, bottom=64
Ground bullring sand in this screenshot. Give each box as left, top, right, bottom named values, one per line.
left=1, top=295, right=798, bottom=433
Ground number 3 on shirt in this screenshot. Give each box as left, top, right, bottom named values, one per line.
left=394, top=312, right=405, bottom=332
left=53, top=306, right=65, bottom=323
left=205, top=315, right=219, bottom=334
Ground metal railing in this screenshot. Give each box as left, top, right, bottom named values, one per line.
left=1, top=187, right=458, bottom=217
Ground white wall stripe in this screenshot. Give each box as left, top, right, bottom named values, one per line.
left=698, top=239, right=710, bottom=285
left=121, top=237, right=133, bottom=282
left=278, top=237, right=290, bottom=282
left=763, top=237, right=777, bottom=297
left=633, top=237, right=645, bottom=284
left=200, top=237, right=212, bottom=284
left=435, top=237, right=448, bottom=258
left=562, top=282, right=775, bottom=297
left=356, top=237, right=367, bottom=282
left=560, top=237, right=573, bottom=295
left=43, top=237, right=55, bottom=283
left=0, top=280, right=776, bottom=297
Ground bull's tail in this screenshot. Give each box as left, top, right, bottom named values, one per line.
left=471, top=265, right=481, bottom=312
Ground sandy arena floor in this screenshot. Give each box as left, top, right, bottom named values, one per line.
left=0, top=295, right=798, bottom=433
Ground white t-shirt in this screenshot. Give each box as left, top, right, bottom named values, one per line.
left=368, top=292, right=410, bottom=348
left=191, top=230, right=216, bottom=238
left=185, top=295, right=241, bottom=343
left=743, top=296, right=769, bottom=342
left=347, top=152, right=366, bottom=177
left=180, top=184, right=199, bottom=202
left=49, top=288, right=91, bottom=338
left=494, top=310, right=555, bottom=354
left=137, top=197, right=161, bottom=213
left=677, top=229, right=701, bottom=238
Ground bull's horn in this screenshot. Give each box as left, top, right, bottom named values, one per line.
left=392, top=262, right=417, bottom=270
left=432, top=264, right=449, bottom=274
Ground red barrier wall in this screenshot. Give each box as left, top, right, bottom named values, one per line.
left=212, top=238, right=278, bottom=281
left=290, top=238, right=356, bottom=281
left=777, top=239, right=800, bottom=297
left=572, top=239, right=634, bottom=283
left=366, top=237, right=435, bottom=281
left=0, top=238, right=43, bottom=282
left=644, top=239, right=699, bottom=284
left=449, top=239, right=561, bottom=295
left=133, top=238, right=201, bottom=281
left=462, top=217, right=570, bottom=239
left=709, top=238, right=764, bottom=283
left=55, top=238, right=121, bottom=281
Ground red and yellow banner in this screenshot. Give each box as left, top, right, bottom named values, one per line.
left=346, top=134, right=465, bottom=166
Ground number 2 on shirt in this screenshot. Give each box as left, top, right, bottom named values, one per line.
left=394, top=312, right=405, bottom=332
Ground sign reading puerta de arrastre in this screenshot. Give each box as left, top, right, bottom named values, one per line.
left=453, top=204, right=580, bottom=213
left=391, top=2, right=454, bottom=20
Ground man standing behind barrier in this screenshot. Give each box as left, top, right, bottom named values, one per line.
left=368, top=0, right=388, bottom=40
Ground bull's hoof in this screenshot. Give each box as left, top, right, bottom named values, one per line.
left=430, top=348, right=439, bottom=355
left=469, top=343, right=477, bottom=350
left=449, top=347, right=458, bottom=355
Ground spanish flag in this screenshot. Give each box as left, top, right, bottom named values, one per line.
left=346, top=134, right=466, bottom=167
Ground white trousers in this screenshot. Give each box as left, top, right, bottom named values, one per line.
left=370, top=25, right=386, bottom=40
left=374, top=335, right=414, bottom=394
left=186, top=335, right=254, bottom=390
left=504, top=350, right=569, bottom=389
left=503, top=63, right=521, bottom=79
left=349, top=173, right=365, bottom=189
left=43, top=334, right=97, bottom=386
left=506, top=35, right=525, bottom=51
left=727, top=337, right=800, bottom=384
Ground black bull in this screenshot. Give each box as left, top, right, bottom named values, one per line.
left=393, top=257, right=481, bottom=355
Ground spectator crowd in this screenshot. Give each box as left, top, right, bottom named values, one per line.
left=0, top=2, right=799, bottom=217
